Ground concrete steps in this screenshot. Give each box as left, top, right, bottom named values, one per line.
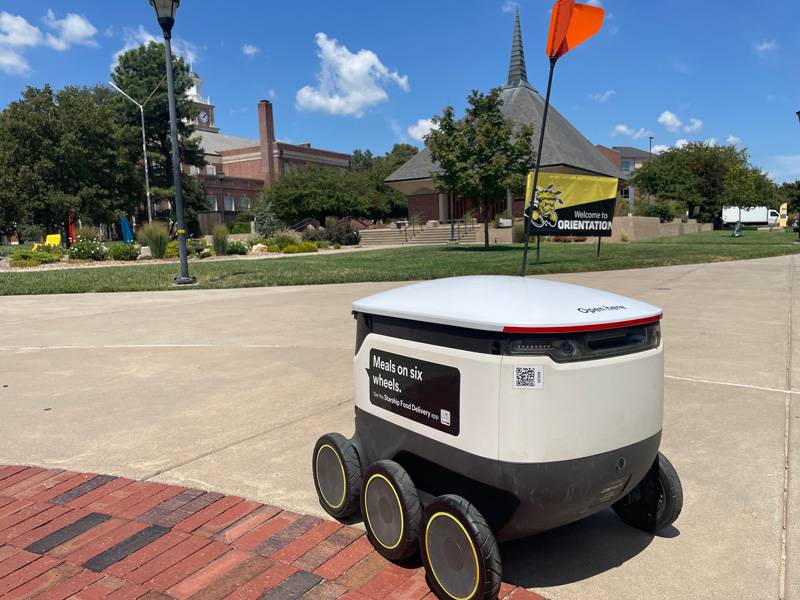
left=359, top=226, right=479, bottom=247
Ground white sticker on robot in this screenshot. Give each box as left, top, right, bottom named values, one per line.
left=514, top=366, right=544, bottom=389
left=440, top=409, right=451, bottom=426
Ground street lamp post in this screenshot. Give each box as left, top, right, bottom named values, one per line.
left=648, top=136, right=654, bottom=205
left=795, top=111, right=800, bottom=243
left=149, top=0, right=194, bottom=285
left=108, top=76, right=166, bottom=224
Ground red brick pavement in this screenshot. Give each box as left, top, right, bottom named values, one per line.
left=0, top=465, right=546, bottom=600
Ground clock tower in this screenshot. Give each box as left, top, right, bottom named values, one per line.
left=187, top=71, right=219, bottom=133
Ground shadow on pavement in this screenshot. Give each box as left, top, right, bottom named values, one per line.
left=500, top=508, right=678, bottom=588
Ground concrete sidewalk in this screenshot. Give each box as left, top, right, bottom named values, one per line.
left=0, top=255, right=796, bottom=599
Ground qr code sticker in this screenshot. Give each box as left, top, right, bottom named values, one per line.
left=514, top=366, right=544, bottom=389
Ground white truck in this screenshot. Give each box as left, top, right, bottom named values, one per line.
left=722, top=206, right=780, bottom=226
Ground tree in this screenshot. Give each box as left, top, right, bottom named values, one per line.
left=631, top=142, right=777, bottom=225
left=0, top=85, right=142, bottom=236
left=427, top=88, right=535, bottom=249
left=260, top=165, right=367, bottom=225
left=780, top=181, right=800, bottom=215
left=351, top=143, right=418, bottom=221
left=111, top=42, right=206, bottom=224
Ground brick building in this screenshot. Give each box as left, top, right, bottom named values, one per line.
left=186, top=72, right=351, bottom=232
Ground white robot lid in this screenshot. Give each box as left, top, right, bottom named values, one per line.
left=353, top=275, right=662, bottom=333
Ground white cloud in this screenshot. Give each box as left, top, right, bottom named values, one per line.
left=501, top=1, right=520, bottom=12
left=657, top=110, right=683, bottom=133
left=658, top=110, right=703, bottom=134
left=589, top=89, right=615, bottom=103
left=0, top=46, right=29, bottom=75
left=705, top=137, right=718, bottom=147
left=407, top=118, right=436, bottom=143
left=0, top=11, right=42, bottom=47
left=766, top=155, right=800, bottom=183
left=753, top=40, right=777, bottom=56
left=43, top=10, right=97, bottom=51
left=296, top=32, right=409, bottom=118
left=585, top=0, right=603, bottom=6
left=684, top=117, right=703, bottom=133
left=651, top=144, right=671, bottom=154
left=112, top=26, right=198, bottom=69
left=726, top=134, right=742, bottom=147
left=675, top=139, right=689, bottom=148
left=242, top=44, right=260, bottom=58
left=612, top=124, right=652, bottom=140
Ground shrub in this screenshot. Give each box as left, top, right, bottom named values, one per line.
left=19, top=224, right=44, bottom=243
left=107, top=243, right=140, bottom=261
left=186, top=238, right=208, bottom=255
left=226, top=240, right=249, bottom=255
left=268, top=230, right=301, bottom=250
left=267, top=244, right=280, bottom=253
left=282, top=243, right=318, bottom=254
left=68, top=237, right=107, bottom=261
left=254, top=199, right=282, bottom=238
left=138, top=223, right=170, bottom=259
left=37, top=244, right=65, bottom=257
left=75, top=226, right=98, bottom=241
left=165, top=240, right=180, bottom=258
left=640, top=200, right=677, bottom=223
left=212, top=224, right=229, bottom=256
left=324, top=220, right=360, bottom=245
left=302, top=227, right=326, bottom=242
left=316, top=240, right=329, bottom=249
left=9, top=250, right=62, bottom=268
left=334, top=243, right=342, bottom=249
left=229, top=222, right=251, bottom=234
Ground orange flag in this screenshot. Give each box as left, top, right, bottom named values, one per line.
left=546, top=0, right=604, bottom=59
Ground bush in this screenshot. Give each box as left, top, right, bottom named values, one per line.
left=324, top=220, right=360, bottom=245
left=639, top=200, right=677, bottom=223
left=229, top=222, right=252, bottom=234
left=302, top=227, right=326, bottom=242
left=19, top=224, right=44, bottom=243
left=267, top=245, right=280, bottom=253
left=165, top=240, right=180, bottom=258
left=226, top=240, right=249, bottom=255
left=212, top=224, right=229, bottom=256
left=268, top=230, right=301, bottom=250
left=107, top=243, right=140, bottom=261
left=68, top=237, right=107, bottom=261
left=254, top=200, right=282, bottom=238
left=316, top=240, right=329, bottom=249
left=282, top=243, right=318, bottom=254
left=334, top=243, right=342, bottom=249
left=138, top=223, right=170, bottom=259
left=9, top=250, right=62, bottom=268
left=75, top=226, right=98, bottom=241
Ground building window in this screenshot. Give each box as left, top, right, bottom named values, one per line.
left=620, top=159, right=634, bottom=174
left=206, top=164, right=217, bottom=176
left=224, top=194, right=235, bottom=211
left=189, top=165, right=200, bottom=176
left=282, top=163, right=290, bottom=174
left=207, top=195, right=218, bottom=211
left=239, top=197, right=251, bottom=211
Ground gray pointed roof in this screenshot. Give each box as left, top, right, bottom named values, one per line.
left=386, top=11, right=619, bottom=187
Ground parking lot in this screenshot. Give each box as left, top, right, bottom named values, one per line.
left=1, top=254, right=797, bottom=599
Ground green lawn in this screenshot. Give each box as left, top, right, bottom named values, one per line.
left=1, top=230, right=797, bottom=296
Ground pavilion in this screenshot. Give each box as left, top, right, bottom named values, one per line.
left=385, top=10, right=619, bottom=223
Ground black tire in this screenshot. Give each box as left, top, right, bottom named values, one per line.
left=612, top=451, right=683, bottom=533
left=420, top=495, right=501, bottom=600
left=361, top=460, right=422, bottom=561
left=312, top=433, right=361, bottom=519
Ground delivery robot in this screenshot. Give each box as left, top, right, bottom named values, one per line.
left=312, top=276, right=682, bottom=600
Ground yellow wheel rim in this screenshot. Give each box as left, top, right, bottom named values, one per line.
left=425, top=511, right=480, bottom=600
left=315, top=444, right=346, bottom=509
left=364, top=473, right=404, bottom=550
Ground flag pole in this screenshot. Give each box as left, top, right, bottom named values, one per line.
left=596, top=236, right=602, bottom=258
left=521, top=57, right=557, bottom=277
left=536, top=235, right=541, bottom=263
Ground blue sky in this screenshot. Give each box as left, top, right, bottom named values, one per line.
left=1, top=0, right=798, bottom=182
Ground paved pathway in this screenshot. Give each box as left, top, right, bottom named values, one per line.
left=1, top=255, right=797, bottom=599
left=0, top=466, right=542, bottom=600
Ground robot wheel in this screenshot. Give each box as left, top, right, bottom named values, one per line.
left=420, top=494, right=501, bottom=600
left=312, top=433, right=362, bottom=519
left=612, top=451, right=683, bottom=533
left=360, top=460, right=422, bottom=561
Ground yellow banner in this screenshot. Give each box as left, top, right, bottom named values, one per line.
left=525, top=173, right=618, bottom=209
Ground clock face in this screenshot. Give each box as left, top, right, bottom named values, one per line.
left=199, top=110, right=210, bottom=124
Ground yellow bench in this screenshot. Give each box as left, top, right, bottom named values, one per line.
left=33, top=234, right=62, bottom=251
